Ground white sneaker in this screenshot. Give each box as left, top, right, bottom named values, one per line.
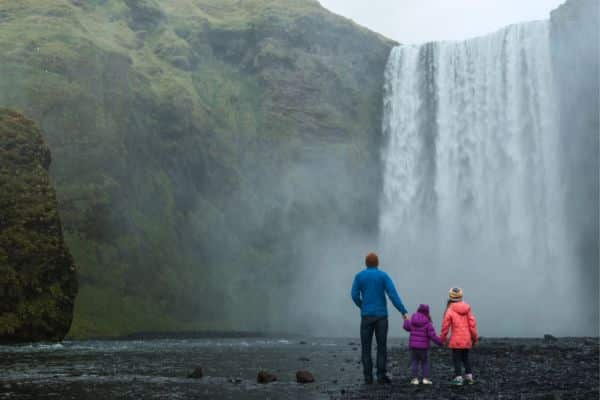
left=464, top=374, right=474, bottom=384
left=451, top=376, right=464, bottom=386
left=410, top=378, right=419, bottom=385
left=422, top=378, right=433, bottom=385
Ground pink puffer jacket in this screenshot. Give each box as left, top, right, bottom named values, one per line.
left=440, top=301, right=478, bottom=349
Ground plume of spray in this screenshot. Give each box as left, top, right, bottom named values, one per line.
left=379, top=21, right=587, bottom=337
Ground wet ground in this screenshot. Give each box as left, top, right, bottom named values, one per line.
left=0, top=337, right=597, bottom=399
left=332, top=337, right=599, bottom=400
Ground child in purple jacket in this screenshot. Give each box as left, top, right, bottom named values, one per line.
left=403, top=304, right=442, bottom=385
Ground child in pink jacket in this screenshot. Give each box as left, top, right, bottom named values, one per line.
left=440, top=287, right=478, bottom=386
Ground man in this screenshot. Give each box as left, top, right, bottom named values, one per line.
left=351, top=252, right=408, bottom=384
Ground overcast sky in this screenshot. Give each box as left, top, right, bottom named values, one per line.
left=318, top=0, right=566, bottom=44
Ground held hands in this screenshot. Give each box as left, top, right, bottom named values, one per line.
left=402, top=314, right=409, bottom=320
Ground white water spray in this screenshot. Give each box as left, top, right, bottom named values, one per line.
left=380, top=21, right=578, bottom=336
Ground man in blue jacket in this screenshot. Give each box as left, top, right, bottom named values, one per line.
left=351, top=252, right=408, bottom=384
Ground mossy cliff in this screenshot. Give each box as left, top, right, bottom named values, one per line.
left=0, top=109, right=77, bottom=343
left=0, top=0, right=394, bottom=337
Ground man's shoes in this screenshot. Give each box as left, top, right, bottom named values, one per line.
left=364, top=376, right=374, bottom=385
left=422, top=378, right=433, bottom=385
left=377, top=376, right=392, bottom=385
left=464, top=374, right=475, bottom=385
left=410, top=378, right=419, bottom=385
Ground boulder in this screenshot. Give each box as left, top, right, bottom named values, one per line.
left=296, top=370, right=315, bottom=383
left=257, top=371, right=277, bottom=384
left=187, top=367, right=203, bottom=379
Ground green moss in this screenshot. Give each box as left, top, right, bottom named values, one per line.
left=0, top=109, right=77, bottom=343
left=0, top=0, right=393, bottom=337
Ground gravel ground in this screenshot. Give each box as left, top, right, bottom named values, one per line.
left=0, top=337, right=597, bottom=399
left=329, top=338, right=599, bottom=400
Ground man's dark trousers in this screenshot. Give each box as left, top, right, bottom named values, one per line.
left=360, top=316, right=388, bottom=379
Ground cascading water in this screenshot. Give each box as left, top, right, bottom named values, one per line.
left=380, top=21, right=578, bottom=336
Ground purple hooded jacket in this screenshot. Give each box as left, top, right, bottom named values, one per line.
left=403, top=304, right=442, bottom=349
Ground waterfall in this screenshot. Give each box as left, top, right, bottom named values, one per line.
left=380, top=21, right=578, bottom=336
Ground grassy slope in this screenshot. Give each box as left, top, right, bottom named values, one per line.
left=0, top=0, right=394, bottom=337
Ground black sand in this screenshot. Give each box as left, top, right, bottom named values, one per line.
left=0, top=337, right=597, bottom=399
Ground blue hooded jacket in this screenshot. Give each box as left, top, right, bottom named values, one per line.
left=351, top=267, right=407, bottom=317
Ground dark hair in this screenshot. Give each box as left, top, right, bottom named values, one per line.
left=365, top=252, right=379, bottom=267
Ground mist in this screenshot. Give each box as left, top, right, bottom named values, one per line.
left=57, top=0, right=598, bottom=339
left=550, top=0, right=600, bottom=334
left=274, top=0, right=599, bottom=338
left=0, top=0, right=595, bottom=340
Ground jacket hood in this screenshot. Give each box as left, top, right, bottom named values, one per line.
left=449, top=301, right=470, bottom=315
left=411, top=310, right=430, bottom=327
left=417, top=304, right=430, bottom=314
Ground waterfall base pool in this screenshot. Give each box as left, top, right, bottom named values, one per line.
left=1, top=337, right=597, bottom=399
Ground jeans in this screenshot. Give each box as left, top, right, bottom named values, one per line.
left=410, top=349, right=430, bottom=378
left=360, top=316, right=388, bottom=379
left=452, top=349, right=472, bottom=376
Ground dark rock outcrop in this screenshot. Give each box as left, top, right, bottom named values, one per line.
left=0, top=109, right=77, bottom=343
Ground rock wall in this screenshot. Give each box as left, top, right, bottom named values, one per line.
left=0, top=109, right=77, bottom=343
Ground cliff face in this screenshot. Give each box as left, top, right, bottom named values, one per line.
left=550, top=0, right=599, bottom=331
left=0, top=109, right=77, bottom=343
left=0, top=0, right=393, bottom=336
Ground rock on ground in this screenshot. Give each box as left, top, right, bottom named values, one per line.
left=187, top=367, right=203, bottom=379
left=257, top=371, right=277, bottom=384
left=296, top=370, right=315, bottom=383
